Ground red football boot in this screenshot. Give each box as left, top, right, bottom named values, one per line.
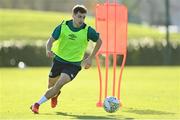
left=30, top=103, right=40, bottom=114
left=51, top=91, right=61, bottom=108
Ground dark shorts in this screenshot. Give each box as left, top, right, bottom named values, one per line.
left=49, top=59, right=81, bottom=80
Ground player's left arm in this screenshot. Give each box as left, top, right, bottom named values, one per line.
left=83, top=37, right=102, bottom=69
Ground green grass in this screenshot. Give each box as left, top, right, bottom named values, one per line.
left=0, top=9, right=94, bottom=41
left=128, top=24, right=163, bottom=40
left=0, top=9, right=73, bottom=41
left=0, top=67, right=180, bottom=119
left=1, top=9, right=180, bottom=41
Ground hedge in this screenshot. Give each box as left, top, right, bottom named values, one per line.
left=0, top=39, right=180, bottom=67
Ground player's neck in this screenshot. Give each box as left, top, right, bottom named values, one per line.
left=72, top=20, right=81, bottom=28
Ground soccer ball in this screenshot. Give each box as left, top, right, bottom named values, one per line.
left=103, top=96, right=120, bottom=113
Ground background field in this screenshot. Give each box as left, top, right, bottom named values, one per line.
left=0, top=67, right=179, bottom=119
left=1, top=9, right=180, bottom=41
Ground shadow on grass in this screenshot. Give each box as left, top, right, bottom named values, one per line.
left=54, top=112, right=134, bottom=120
left=125, top=108, right=176, bottom=115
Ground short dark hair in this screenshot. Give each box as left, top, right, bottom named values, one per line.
left=72, top=5, right=87, bottom=14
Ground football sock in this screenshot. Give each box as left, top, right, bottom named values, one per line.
left=37, top=96, right=48, bottom=105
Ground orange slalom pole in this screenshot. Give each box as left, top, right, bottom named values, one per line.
left=96, top=53, right=103, bottom=107
left=112, top=53, right=117, bottom=96
left=105, top=0, right=109, bottom=98
left=95, top=4, right=103, bottom=107
left=117, top=54, right=126, bottom=100
left=112, top=0, right=117, bottom=97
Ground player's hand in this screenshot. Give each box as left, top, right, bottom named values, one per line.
left=46, top=50, right=54, bottom=58
left=82, top=57, right=92, bottom=69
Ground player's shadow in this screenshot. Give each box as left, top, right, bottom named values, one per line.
left=124, top=107, right=176, bottom=115
left=55, top=112, right=134, bottom=120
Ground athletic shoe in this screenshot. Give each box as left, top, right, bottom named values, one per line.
left=30, top=103, right=40, bottom=114
left=51, top=91, right=61, bottom=108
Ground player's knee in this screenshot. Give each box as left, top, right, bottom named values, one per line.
left=48, top=77, right=57, bottom=88
left=61, top=77, right=71, bottom=85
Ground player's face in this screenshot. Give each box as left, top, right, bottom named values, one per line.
left=73, top=12, right=86, bottom=28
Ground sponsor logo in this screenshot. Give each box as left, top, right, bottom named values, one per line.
left=68, top=34, right=77, bottom=40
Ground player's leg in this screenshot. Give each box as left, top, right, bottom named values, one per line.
left=30, top=61, right=81, bottom=114
left=48, top=76, right=61, bottom=108
left=30, top=73, right=71, bottom=114
left=48, top=76, right=59, bottom=88
left=30, top=59, right=61, bottom=113
left=45, top=73, right=71, bottom=99
left=48, top=76, right=61, bottom=96
left=47, top=59, right=63, bottom=108
left=48, top=59, right=61, bottom=90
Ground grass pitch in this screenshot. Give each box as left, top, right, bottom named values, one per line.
left=0, top=67, right=180, bottom=119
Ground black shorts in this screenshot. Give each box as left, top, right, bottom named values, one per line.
left=49, top=59, right=81, bottom=80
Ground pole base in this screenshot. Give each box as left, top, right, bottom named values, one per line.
left=96, top=102, right=103, bottom=107
left=120, top=102, right=123, bottom=107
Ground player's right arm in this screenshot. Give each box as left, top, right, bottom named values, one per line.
left=46, top=24, right=62, bottom=58
left=46, top=37, right=56, bottom=58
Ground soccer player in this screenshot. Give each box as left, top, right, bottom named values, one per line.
left=30, top=5, right=102, bottom=114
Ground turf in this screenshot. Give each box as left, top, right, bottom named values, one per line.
left=0, top=67, right=180, bottom=119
